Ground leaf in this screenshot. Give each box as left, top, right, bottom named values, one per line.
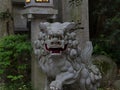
left=0, top=70, right=4, bottom=74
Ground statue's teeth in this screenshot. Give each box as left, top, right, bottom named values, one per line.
left=62, top=45, right=64, bottom=49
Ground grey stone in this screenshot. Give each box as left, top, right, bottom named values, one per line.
left=113, top=80, right=120, bottom=90
left=92, top=55, right=117, bottom=87
left=34, top=22, right=102, bottom=90
left=0, top=0, right=13, bottom=37
left=62, top=0, right=89, bottom=47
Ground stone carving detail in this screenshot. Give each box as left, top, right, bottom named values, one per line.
left=34, top=22, right=102, bottom=90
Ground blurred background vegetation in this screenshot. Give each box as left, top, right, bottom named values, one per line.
left=70, top=0, right=120, bottom=63
left=0, top=35, right=32, bottom=90
left=89, top=0, right=120, bottom=64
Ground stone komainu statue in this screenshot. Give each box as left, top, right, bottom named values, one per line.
left=34, top=22, right=102, bottom=90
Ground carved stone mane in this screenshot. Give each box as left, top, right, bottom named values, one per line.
left=34, top=22, right=102, bottom=90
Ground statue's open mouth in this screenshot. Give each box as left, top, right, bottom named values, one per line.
left=45, top=44, right=67, bottom=54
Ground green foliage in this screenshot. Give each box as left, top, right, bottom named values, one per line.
left=93, top=59, right=110, bottom=75
left=92, top=34, right=120, bottom=62
left=92, top=35, right=111, bottom=56
left=7, top=75, right=24, bottom=81
left=0, top=35, right=32, bottom=85
left=0, top=83, right=33, bottom=90
left=0, top=9, right=12, bottom=20
left=89, top=0, right=120, bottom=62
left=97, top=88, right=104, bottom=90
left=92, top=15, right=120, bottom=61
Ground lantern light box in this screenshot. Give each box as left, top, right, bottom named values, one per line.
left=25, top=0, right=49, bottom=3
left=26, top=0, right=31, bottom=3
left=35, top=0, right=49, bottom=3
left=23, top=0, right=57, bottom=19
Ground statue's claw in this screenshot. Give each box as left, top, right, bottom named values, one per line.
left=50, top=86, right=59, bottom=90
left=50, top=81, right=62, bottom=90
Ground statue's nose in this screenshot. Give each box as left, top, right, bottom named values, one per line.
left=52, top=38, right=58, bottom=41
left=51, top=41, right=61, bottom=45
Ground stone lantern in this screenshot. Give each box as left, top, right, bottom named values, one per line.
left=22, top=0, right=57, bottom=21
left=22, top=0, right=58, bottom=90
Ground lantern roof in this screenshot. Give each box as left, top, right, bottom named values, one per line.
left=22, top=0, right=58, bottom=20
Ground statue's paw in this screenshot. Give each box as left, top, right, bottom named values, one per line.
left=50, top=81, right=62, bottom=90
left=50, top=86, right=59, bottom=90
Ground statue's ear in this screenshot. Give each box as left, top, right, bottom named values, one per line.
left=39, top=22, right=50, bottom=33
left=64, top=22, right=76, bottom=33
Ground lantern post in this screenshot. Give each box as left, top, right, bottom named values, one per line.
left=22, top=0, right=58, bottom=89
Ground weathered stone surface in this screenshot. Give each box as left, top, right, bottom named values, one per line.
left=92, top=55, right=117, bottom=86
left=13, top=4, right=28, bottom=32
left=113, top=80, right=120, bottom=90
left=0, top=0, right=13, bottom=37
left=61, top=0, right=89, bottom=48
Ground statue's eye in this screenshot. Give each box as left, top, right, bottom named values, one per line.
left=48, top=35, right=54, bottom=39
left=52, top=35, right=55, bottom=38
left=50, top=35, right=53, bottom=38
left=48, top=36, right=51, bottom=39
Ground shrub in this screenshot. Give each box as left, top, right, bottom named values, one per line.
left=92, top=13, right=120, bottom=63
left=0, top=35, right=32, bottom=85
